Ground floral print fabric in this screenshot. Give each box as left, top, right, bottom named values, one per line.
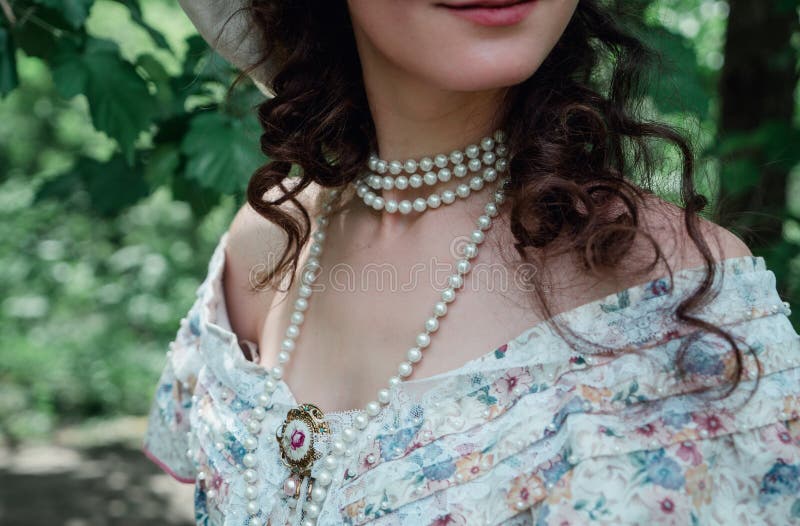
left=143, top=231, right=800, bottom=525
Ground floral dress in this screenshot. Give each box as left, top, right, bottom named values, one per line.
left=143, top=231, right=800, bottom=525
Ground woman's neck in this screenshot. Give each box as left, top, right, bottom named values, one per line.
left=358, top=45, right=507, bottom=227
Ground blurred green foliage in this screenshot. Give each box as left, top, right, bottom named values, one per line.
left=0, top=0, right=798, bottom=441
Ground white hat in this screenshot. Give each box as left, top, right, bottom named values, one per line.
left=177, top=0, right=275, bottom=96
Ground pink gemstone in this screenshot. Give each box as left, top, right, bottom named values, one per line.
left=290, top=429, right=305, bottom=449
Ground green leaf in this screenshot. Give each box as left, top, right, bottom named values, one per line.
left=33, top=0, right=94, bottom=28
left=52, top=38, right=158, bottom=162
left=110, top=0, right=171, bottom=50
left=180, top=111, right=264, bottom=194
left=0, top=28, right=18, bottom=97
left=36, top=155, right=150, bottom=216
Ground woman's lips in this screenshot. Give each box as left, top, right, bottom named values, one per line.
left=437, top=0, right=537, bottom=27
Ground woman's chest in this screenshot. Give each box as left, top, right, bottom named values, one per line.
left=256, top=216, right=553, bottom=415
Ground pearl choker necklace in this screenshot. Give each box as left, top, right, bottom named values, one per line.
left=234, top=138, right=509, bottom=526
left=355, top=130, right=508, bottom=214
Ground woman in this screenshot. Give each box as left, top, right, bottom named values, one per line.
left=143, top=1, right=800, bottom=524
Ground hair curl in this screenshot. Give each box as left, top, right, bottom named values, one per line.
left=235, top=0, right=756, bottom=398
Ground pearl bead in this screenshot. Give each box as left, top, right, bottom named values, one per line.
left=419, top=157, right=434, bottom=172
left=427, top=194, right=441, bottom=209
left=466, top=144, right=480, bottom=159
left=482, top=151, right=496, bottom=166
left=494, top=129, right=506, bottom=143
left=469, top=176, right=484, bottom=191
left=423, top=171, right=438, bottom=185
left=449, top=274, right=463, bottom=289
left=395, top=175, right=408, bottom=189
left=398, top=361, right=413, bottom=377
left=244, top=469, right=257, bottom=482
left=363, top=192, right=375, bottom=206
left=323, top=455, right=338, bottom=470
left=376, top=160, right=387, bottom=173
left=243, top=436, right=258, bottom=450
left=385, top=199, right=398, bottom=213
left=398, top=200, right=413, bottom=214
left=270, top=365, right=283, bottom=379
left=450, top=150, right=464, bottom=164
left=382, top=176, right=394, bottom=190
left=388, top=376, right=401, bottom=388
left=454, top=164, right=468, bottom=178
left=372, top=196, right=384, bottom=210
left=456, top=259, right=470, bottom=274
left=388, top=160, right=402, bottom=175
left=250, top=518, right=262, bottom=526
left=290, top=311, right=304, bottom=325
left=248, top=419, right=261, bottom=433
left=477, top=215, right=492, bottom=230
left=485, top=202, right=498, bottom=217
left=264, top=378, right=277, bottom=392
left=245, top=484, right=258, bottom=499
left=425, top=317, right=439, bottom=332
left=468, top=158, right=482, bottom=172
left=311, top=485, right=327, bottom=502
left=496, top=158, right=509, bottom=172
left=305, top=502, right=320, bottom=518
left=378, top=388, right=391, bottom=403
left=243, top=453, right=257, bottom=467
left=441, top=190, right=456, bottom=204
left=280, top=338, right=295, bottom=352
left=463, top=243, right=478, bottom=259
left=442, top=288, right=456, bottom=303
left=317, top=469, right=332, bottom=486
left=286, top=325, right=300, bottom=339
left=332, top=440, right=346, bottom=455
left=366, top=401, right=381, bottom=416
left=413, top=198, right=427, bottom=212
left=437, top=168, right=452, bottom=182
left=407, top=347, right=423, bottom=363
left=278, top=351, right=290, bottom=363
left=342, top=428, right=356, bottom=442
left=497, top=143, right=508, bottom=157
left=252, top=406, right=266, bottom=420
left=206, top=489, right=217, bottom=499
left=294, top=298, right=308, bottom=312
left=483, top=167, right=497, bottom=182
left=257, top=393, right=271, bottom=406
left=301, top=520, right=313, bottom=526
left=354, top=414, right=369, bottom=429
left=404, top=159, right=417, bottom=174
left=481, top=136, right=495, bottom=151
left=416, top=332, right=431, bottom=348
left=433, top=302, right=447, bottom=317
left=456, top=184, right=471, bottom=198
left=409, top=174, right=423, bottom=188
left=434, top=154, right=448, bottom=168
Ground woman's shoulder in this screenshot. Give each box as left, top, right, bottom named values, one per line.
left=223, top=180, right=325, bottom=344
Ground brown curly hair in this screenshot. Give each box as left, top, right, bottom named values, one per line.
left=235, top=0, right=756, bottom=396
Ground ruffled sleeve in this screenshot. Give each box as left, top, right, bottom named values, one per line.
left=141, top=232, right=231, bottom=483
left=530, top=259, right=800, bottom=525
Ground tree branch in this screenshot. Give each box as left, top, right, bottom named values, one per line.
left=0, top=0, right=16, bottom=26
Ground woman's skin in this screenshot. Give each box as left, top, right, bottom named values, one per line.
left=223, top=0, right=751, bottom=414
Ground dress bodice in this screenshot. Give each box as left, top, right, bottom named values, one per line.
left=143, top=230, right=800, bottom=525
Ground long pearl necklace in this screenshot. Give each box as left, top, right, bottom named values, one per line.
left=356, top=130, right=507, bottom=214
left=238, top=136, right=509, bottom=526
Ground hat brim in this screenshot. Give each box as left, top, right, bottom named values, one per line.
left=178, top=0, right=275, bottom=97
